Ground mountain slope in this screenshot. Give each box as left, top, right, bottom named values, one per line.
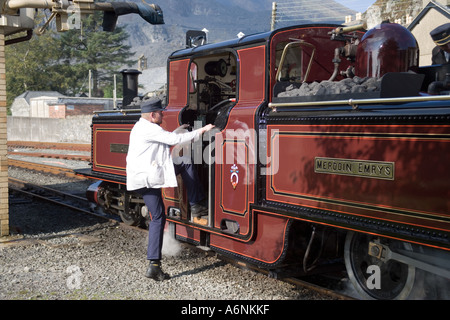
left=117, top=0, right=354, bottom=68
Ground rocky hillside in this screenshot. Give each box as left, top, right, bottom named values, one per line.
left=363, top=0, right=423, bottom=28
left=118, top=0, right=355, bottom=69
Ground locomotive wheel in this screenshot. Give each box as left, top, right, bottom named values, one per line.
left=118, top=210, right=142, bottom=226
left=344, top=231, right=416, bottom=300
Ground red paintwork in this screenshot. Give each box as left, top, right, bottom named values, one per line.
left=209, top=211, right=289, bottom=265
left=175, top=210, right=290, bottom=266
left=92, top=123, right=132, bottom=176
left=212, top=46, right=266, bottom=237
left=162, top=59, right=190, bottom=206
left=168, top=59, right=190, bottom=107
left=266, top=123, right=450, bottom=233
left=175, top=224, right=202, bottom=243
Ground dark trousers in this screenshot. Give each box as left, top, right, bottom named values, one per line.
left=138, top=162, right=205, bottom=260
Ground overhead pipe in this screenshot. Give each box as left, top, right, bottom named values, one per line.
left=5, top=29, right=32, bottom=45
left=1, top=0, right=164, bottom=32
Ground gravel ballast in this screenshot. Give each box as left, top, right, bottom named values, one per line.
left=1, top=167, right=338, bottom=303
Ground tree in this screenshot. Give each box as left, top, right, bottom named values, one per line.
left=6, top=27, right=63, bottom=107
left=6, top=11, right=135, bottom=109
left=57, top=12, right=135, bottom=97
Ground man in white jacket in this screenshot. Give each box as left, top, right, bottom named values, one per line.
left=126, top=98, right=214, bottom=281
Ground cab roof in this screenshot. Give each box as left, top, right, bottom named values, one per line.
left=168, top=23, right=343, bottom=61
left=168, top=30, right=272, bottom=60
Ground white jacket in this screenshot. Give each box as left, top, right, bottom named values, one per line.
left=126, top=117, right=199, bottom=190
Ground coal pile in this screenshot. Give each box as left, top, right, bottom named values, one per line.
left=277, top=77, right=382, bottom=98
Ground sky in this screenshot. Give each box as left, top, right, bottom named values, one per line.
left=335, top=0, right=376, bottom=13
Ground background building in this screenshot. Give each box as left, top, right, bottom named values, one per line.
left=409, top=1, right=450, bottom=66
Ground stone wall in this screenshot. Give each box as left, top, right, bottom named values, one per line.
left=7, top=115, right=93, bottom=144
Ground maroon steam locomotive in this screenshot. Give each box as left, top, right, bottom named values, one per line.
left=76, top=22, right=450, bottom=299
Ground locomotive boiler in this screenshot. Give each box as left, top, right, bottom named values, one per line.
left=76, top=22, right=450, bottom=299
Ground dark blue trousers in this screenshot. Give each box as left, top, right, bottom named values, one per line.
left=138, top=162, right=205, bottom=261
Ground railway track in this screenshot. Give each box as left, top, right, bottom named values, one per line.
left=224, top=257, right=354, bottom=300
left=7, top=141, right=91, bottom=152
left=8, top=177, right=115, bottom=222
left=8, top=151, right=90, bottom=162
left=7, top=141, right=91, bottom=163
left=8, top=159, right=87, bottom=179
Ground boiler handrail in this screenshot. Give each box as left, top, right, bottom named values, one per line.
left=268, top=95, right=450, bottom=111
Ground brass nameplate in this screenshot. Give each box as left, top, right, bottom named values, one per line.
left=315, top=157, right=394, bottom=180
left=110, top=143, right=129, bottom=154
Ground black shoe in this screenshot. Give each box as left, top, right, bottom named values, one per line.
left=191, top=203, right=208, bottom=217
left=145, top=261, right=170, bottom=281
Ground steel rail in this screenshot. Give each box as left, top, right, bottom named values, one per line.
left=8, top=159, right=87, bottom=179
left=8, top=151, right=90, bottom=161
left=8, top=177, right=115, bottom=222
left=215, top=253, right=355, bottom=300
left=7, top=141, right=91, bottom=152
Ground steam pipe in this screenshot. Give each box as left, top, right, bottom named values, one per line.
left=5, top=29, right=32, bottom=45
left=2, top=0, right=53, bottom=12
left=2, top=0, right=164, bottom=32
left=2, top=0, right=115, bottom=13
left=2, top=0, right=162, bottom=13
left=332, top=22, right=367, bottom=35
left=121, top=69, right=141, bottom=108
left=428, top=81, right=450, bottom=95
left=328, top=47, right=343, bottom=81
left=428, top=73, right=450, bottom=95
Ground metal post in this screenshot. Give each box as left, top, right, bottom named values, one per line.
left=0, top=28, right=8, bottom=236
left=88, top=69, right=92, bottom=98
left=113, top=74, right=117, bottom=109
left=271, top=2, right=277, bottom=31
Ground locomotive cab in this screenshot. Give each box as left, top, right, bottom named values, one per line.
left=184, top=52, right=237, bottom=129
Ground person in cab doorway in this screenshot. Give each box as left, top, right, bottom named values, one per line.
left=430, top=23, right=450, bottom=65
left=126, top=98, right=214, bottom=281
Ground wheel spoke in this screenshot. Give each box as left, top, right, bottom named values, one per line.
left=344, top=232, right=415, bottom=300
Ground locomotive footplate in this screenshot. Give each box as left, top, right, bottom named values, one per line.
left=261, top=201, right=450, bottom=252
left=75, top=168, right=126, bottom=185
